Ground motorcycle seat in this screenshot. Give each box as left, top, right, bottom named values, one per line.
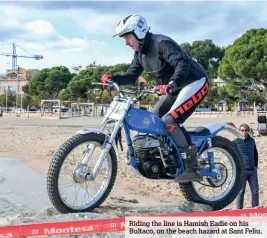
left=187, top=126, right=211, bottom=136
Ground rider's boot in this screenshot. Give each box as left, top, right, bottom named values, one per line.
left=166, top=123, right=203, bottom=183
left=175, top=145, right=203, bottom=183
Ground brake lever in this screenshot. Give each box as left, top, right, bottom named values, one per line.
left=156, top=91, right=162, bottom=96
left=136, top=95, right=143, bottom=101
left=147, top=89, right=161, bottom=97
left=92, top=82, right=109, bottom=87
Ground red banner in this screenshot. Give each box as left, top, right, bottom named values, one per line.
left=0, top=208, right=266, bottom=237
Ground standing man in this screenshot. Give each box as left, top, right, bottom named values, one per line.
left=234, top=123, right=259, bottom=209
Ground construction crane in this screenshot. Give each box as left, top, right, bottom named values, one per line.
left=0, top=43, right=43, bottom=70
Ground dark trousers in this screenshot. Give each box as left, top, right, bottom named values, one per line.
left=113, top=128, right=123, bottom=152
left=237, top=168, right=259, bottom=209
left=115, top=134, right=123, bottom=151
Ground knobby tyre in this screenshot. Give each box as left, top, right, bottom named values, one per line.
left=178, top=136, right=244, bottom=211
left=46, top=132, right=117, bottom=213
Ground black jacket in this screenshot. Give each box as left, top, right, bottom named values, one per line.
left=113, top=32, right=207, bottom=87
left=234, top=135, right=258, bottom=170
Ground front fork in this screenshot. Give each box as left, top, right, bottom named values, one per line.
left=83, top=120, right=123, bottom=180
left=80, top=120, right=108, bottom=165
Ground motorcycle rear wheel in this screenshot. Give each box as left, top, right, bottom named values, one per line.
left=178, top=136, right=244, bottom=210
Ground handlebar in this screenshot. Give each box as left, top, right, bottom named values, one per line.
left=92, top=81, right=160, bottom=101
left=92, top=82, right=120, bottom=92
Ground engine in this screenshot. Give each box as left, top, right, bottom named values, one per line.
left=132, top=134, right=180, bottom=179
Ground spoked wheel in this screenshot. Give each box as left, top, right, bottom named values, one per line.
left=179, top=136, right=244, bottom=210
left=47, top=132, right=117, bottom=213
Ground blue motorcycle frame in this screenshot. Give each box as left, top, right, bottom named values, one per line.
left=77, top=81, right=243, bottom=181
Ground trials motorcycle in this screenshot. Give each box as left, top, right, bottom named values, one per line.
left=47, top=80, right=244, bottom=213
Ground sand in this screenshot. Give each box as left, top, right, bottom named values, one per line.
left=0, top=114, right=266, bottom=232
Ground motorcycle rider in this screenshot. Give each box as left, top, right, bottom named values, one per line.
left=101, top=14, right=209, bottom=182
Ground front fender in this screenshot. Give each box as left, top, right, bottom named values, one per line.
left=76, top=128, right=119, bottom=155
left=77, top=128, right=109, bottom=136
left=203, top=123, right=244, bottom=139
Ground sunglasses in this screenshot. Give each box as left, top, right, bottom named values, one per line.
left=240, top=129, right=248, bottom=132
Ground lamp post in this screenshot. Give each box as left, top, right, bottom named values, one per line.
left=16, top=65, right=20, bottom=109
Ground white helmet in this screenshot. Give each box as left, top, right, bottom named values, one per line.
left=113, top=14, right=150, bottom=41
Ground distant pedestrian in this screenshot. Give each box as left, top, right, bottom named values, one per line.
left=108, top=128, right=123, bottom=152
left=234, top=123, right=259, bottom=209
left=115, top=127, right=123, bottom=152
left=100, top=108, right=104, bottom=117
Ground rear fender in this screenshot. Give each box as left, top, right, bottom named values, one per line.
left=204, top=123, right=244, bottom=139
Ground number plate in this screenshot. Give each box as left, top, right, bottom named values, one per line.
left=104, top=101, right=128, bottom=120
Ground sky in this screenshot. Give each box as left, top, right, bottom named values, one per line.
left=0, top=1, right=266, bottom=74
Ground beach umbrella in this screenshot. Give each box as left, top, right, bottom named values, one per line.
left=239, top=98, right=248, bottom=103
left=218, top=99, right=226, bottom=104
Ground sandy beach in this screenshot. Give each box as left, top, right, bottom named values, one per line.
left=0, top=113, right=266, bottom=228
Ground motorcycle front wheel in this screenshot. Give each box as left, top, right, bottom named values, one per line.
left=47, top=132, right=118, bottom=213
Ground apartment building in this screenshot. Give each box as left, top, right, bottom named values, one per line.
left=212, top=76, right=226, bottom=87
left=0, top=68, right=39, bottom=95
